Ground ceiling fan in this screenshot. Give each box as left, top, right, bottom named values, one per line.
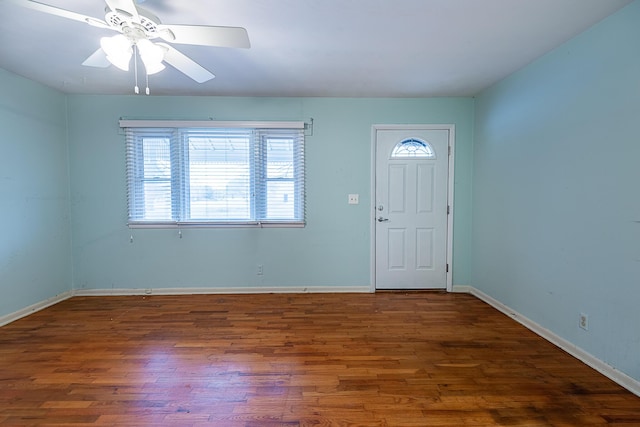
left=9, top=0, right=250, bottom=90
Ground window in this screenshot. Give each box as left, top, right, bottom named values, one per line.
left=124, top=122, right=305, bottom=227
left=391, top=138, right=435, bottom=158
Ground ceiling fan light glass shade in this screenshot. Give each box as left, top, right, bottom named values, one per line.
left=137, top=39, right=166, bottom=75
left=143, top=60, right=166, bottom=75
left=100, top=34, right=132, bottom=71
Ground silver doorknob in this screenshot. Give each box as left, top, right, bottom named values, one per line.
left=377, top=217, right=389, bottom=222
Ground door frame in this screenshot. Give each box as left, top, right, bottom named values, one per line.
left=370, top=124, right=455, bottom=292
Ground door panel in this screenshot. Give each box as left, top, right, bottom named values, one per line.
left=388, top=165, right=406, bottom=213
left=416, top=228, right=434, bottom=270
left=375, top=128, right=449, bottom=290
left=417, top=164, right=434, bottom=213
left=388, top=229, right=406, bottom=270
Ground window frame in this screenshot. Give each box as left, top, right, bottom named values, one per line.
left=122, top=120, right=306, bottom=229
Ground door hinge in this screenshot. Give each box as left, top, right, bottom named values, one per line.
left=448, top=145, right=451, bottom=156
left=446, top=263, right=449, bottom=273
left=447, top=205, right=450, bottom=215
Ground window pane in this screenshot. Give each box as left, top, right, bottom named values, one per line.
left=143, top=138, right=171, bottom=178
left=141, top=137, right=172, bottom=220
left=266, top=138, right=294, bottom=179
left=267, top=181, right=294, bottom=219
left=262, top=136, right=297, bottom=220
left=187, top=133, right=251, bottom=220
left=143, top=181, right=172, bottom=219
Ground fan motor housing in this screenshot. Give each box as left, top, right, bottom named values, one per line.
left=104, top=7, right=160, bottom=38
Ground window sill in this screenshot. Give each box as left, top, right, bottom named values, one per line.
left=127, top=221, right=305, bottom=229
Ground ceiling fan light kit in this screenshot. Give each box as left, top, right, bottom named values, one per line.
left=100, top=34, right=132, bottom=71
left=9, top=0, right=250, bottom=94
left=136, top=38, right=166, bottom=75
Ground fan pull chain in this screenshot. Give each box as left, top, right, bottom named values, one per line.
left=145, top=73, right=150, bottom=95
left=133, top=45, right=140, bottom=95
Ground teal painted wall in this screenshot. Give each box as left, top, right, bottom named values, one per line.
left=66, top=96, right=474, bottom=291
left=0, top=69, right=72, bottom=318
left=473, top=1, right=640, bottom=382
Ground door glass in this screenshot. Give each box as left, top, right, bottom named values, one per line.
left=391, top=138, right=435, bottom=158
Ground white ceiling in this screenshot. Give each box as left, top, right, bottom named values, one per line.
left=0, top=0, right=632, bottom=97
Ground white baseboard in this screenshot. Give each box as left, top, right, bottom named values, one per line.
left=73, top=285, right=373, bottom=297
left=0, top=291, right=74, bottom=327
left=451, top=285, right=472, bottom=293
left=459, top=286, right=640, bottom=398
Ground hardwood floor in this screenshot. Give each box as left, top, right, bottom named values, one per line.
left=0, top=292, right=638, bottom=426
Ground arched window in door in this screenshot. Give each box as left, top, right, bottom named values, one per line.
left=390, top=138, right=436, bottom=159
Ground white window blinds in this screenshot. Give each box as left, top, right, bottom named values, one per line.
left=124, top=123, right=305, bottom=227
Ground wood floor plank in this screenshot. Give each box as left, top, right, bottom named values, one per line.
left=0, top=292, right=639, bottom=425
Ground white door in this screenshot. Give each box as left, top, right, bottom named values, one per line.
left=374, top=127, right=450, bottom=290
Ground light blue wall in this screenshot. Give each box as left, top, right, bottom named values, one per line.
left=0, top=69, right=72, bottom=318
left=473, top=1, right=640, bottom=382
left=66, top=96, right=474, bottom=291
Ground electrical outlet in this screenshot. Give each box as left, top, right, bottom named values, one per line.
left=348, top=194, right=359, bottom=205
left=257, top=264, right=263, bottom=275
left=579, top=313, right=588, bottom=330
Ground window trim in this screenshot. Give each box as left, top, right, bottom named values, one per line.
left=122, top=120, right=306, bottom=229
left=120, top=120, right=305, bottom=129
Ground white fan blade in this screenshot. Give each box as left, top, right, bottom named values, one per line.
left=82, top=48, right=111, bottom=68
left=105, top=0, right=139, bottom=20
left=158, top=43, right=214, bottom=83
left=7, top=0, right=108, bottom=27
left=158, top=24, right=250, bottom=49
